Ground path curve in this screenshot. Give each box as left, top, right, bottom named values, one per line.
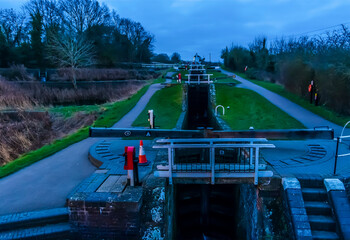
left=114, top=72, right=174, bottom=128
left=0, top=79, right=168, bottom=215
left=220, top=68, right=343, bottom=135
left=113, top=83, right=164, bottom=128
left=0, top=138, right=99, bottom=215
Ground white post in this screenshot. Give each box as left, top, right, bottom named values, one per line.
left=198, top=75, right=200, bottom=84
left=128, top=170, right=134, bottom=186
left=210, top=143, right=215, bottom=184
left=254, top=147, right=259, bottom=185
left=250, top=141, right=253, bottom=165
left=148, top=110, right=154, bottom=129
left=168, top=144, right=173, bottom=185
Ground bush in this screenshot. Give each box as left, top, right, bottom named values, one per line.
left=0, top=79, right=145, bottom=108
left=276, top=59, right=313, bottom=97
left=50, top=68, right=160, bottom=81
left=0, top=77, right=36, bottom=110
left=316, top=66, right=350, bottom=115
left=2, top=65, right=35, bottom=81
left=0, top=112, right=52, bottom=165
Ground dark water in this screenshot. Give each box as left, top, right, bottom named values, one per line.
left=185, top=85, right=220, bottom=130
left=175, top=84, right=240, bottom=240
left=175, top=184, right=240, bottom=240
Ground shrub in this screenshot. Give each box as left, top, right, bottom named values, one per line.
left=0, top=79, right=145, bottom=108
left=50, top=68, right=160, bottom=81
left=316, top=66, right=350, bottom=115
left=0, top=112, right=52, bottom=165
left=276, top=59, right=314, bottom=97
left=0, top=77, right=36, bottom=110
left=2, top=65, right=35, bottom=81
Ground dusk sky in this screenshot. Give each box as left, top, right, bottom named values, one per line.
left=2, top=0, right=350, bottom=61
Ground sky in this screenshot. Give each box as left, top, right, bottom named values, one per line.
left=2, top=0, right=350, bottom=61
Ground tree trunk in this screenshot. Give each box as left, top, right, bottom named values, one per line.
left=71, top=67, right=77, bottom=89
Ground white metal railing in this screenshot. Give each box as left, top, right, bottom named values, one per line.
left=334, top=121, right=350, bottom=174
left=185, top=74, right=213, bottom=84
left=215, top=105, right=225, bottom=116
left=141, top=63, right=176, bottom=68
left=153, top=138, right=275, bottom=185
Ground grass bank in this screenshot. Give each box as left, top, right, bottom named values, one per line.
left=215, top=84, right=305, bottom=130
left=208, top=70, right=240, bottom=84
left=132, top=85, right=183, bottom=129
left=0, top=84, right=150, bottom=178
left=235, top=72, right=350, bottom=127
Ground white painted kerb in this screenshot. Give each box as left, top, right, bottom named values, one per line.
left=324, top=178, right=345, bottom=192
left=282, top=177, right=301, bottom=190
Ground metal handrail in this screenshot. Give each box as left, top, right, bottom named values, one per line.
left=156, top=138, right=268, bottom=143
left=333, top=121, right=350, bottom=174
left=153, top=138, right=275, bottom=185
left=154, top=143, right=275, bottom=149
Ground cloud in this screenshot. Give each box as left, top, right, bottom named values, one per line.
left=2, top=0, right=350, bottom=61
left=308, top=1, right=343, bottom=17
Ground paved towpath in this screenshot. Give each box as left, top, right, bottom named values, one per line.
left=0, top=138, right=99, bottom=215
left=0, top=78, right=170, bottom=215
left=220, top=68, right=344, bottom=136
left=113, top=72, right=173, bottom=128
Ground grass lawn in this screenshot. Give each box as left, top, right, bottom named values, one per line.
left=132, top=85, right=183, bottom=129
left=235, top=72, right=350, bottom=127
left=207, top=69, right=241, bottom=84
left=207, top=69, right=227, bottom=78
left=0, top=84, right=151, bottom=178
left=48, top=104, right=104, bottom=118
left=215, top=84, right=305, bottom=130
left=214, top=78, right=241, bottom=84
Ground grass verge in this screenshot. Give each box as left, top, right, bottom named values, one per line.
left=214, top=78, right=241, bottom=84
left=48, top=105, right=103, bottom=118
left=132, top=85, right=183, bottom=129
left=215, top=84, right=305, bottom=130
left=235, top=72, right=350, bottom=127
left=0, top=84, right=151, bottom=178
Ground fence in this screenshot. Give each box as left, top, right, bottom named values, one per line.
left=153, top=138, right=275, bottom=185
left=185, top=74, right=213, bottom=84
left=334, top=121, right=350, bottom=174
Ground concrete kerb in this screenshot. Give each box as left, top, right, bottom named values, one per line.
left=324, top=178, right=346, bottom=192
left=324, top=178, right=350, bottom=239
left=282, top=177, right=301, bottom=190
left=282, top=177, right=312, bottom=240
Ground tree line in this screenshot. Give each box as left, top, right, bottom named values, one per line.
left=221, top=25, right=350, bottom=115
left=0, top=0, right=155, bottom=69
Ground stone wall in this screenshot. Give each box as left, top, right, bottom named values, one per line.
left=68, top=187, right=143, bottom=239
left=237, top=183, right=291, bottom=240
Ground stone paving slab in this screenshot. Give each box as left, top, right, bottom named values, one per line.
left=0, top=208, right=68, bottom=228
left=69, top=139, right=156, bottom=203
left=0, top=223, right=71, bottom=240
left=96, top=175, right=127, bottom=193
left=261, top=139, right=350, bottom=178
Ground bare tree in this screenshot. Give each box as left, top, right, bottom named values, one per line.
left=59, top=0, right=110, bottom=34
left=25, top=0, right=61, bottom=30
left=0, top=9, right=28, bottom=47
left=47, top=32, right=95, bottom=88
